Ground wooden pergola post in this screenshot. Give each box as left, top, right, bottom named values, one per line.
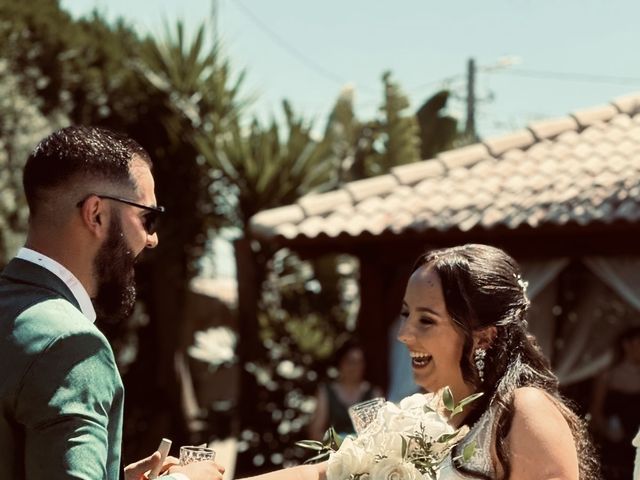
left=356, top=249, right=413, bottom=392
left=234, top=236, right=262, bottom=433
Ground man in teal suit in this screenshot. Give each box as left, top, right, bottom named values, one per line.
left=0, top=127, right=223, bottom=479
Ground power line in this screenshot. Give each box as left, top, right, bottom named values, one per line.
left=229, top=0, right=368, bottom=92
left=492, top=68, right=640, bottom=86
left=407, top=74, right=465, bottom=94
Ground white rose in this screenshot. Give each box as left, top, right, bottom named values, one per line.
left=362, top=431, right=406, bottom=462
left=370, top=458, right=421, bottom=480
left=419, top=411, right=455, bottom=441
left=327, top=437, right=372, bottom=480
left=376, top=402, right=402, bottom=426
left=378, top=403, right=422, bottom=435
left=398, top=393, right=429, bottom=410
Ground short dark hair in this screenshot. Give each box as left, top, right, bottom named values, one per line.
left=23, top=126, right=151, bottom=215
left=333, top=337, right=364, bottom=367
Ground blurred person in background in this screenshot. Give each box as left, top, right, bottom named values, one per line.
left=590, top=326, right=640, bottom=480
left=307, top=338, right=383, bottom=439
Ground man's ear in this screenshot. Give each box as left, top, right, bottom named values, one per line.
left=79, top=195, right=107, bottom=237
left=473, top=326, right=497, bottom=350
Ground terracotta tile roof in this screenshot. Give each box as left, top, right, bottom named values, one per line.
left=250, top=93, right=640, bottom=244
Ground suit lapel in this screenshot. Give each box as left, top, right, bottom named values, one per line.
left=1, top=258, right=81, bottom=311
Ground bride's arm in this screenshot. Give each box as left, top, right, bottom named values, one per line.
left=239, top=462, right=327, bottom=480
left=507, top=387, right=579, bottom=480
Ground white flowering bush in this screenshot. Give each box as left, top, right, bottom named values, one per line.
left=0, top=59, right=67, bottom=264
left=188, top=326, right=237, bottom=370
left=298, top=388, right=481, bottom=480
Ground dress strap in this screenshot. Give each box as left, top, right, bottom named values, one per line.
left=454, top=407, right=496, bottom=478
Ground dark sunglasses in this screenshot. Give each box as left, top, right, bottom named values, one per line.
left=77, top=194, right=165, bottom=235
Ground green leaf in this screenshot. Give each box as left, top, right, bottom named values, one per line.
left=458, top=392, right=483, bottom=409
left=303, top=451, right=332, bottom=464
left=401, top=435, right=408, bottom=459
left=450, top=406, right=462, bottom=417
left=298, top=428, right=344, bottom=464
left=442, top=386, right=455, bottom=411
left=436, top=430, right=461, bottom=443
left=295, top=440, right=324, bottom=451
left=324, top=426, right=343, bottom=450
left=462, top=440, right=477, bottom=462
left=450, top=391, right=484, bottom=418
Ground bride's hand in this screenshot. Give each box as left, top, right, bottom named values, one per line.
left=124, top=452, right=224, bottom=480
left=240, top=462, right=327, bottom=480
left=168, top=460, right=225, bottom=480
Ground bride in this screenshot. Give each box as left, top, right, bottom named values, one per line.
left=241, top=244, right=599, bottom=480
left=391, top=244, right=599, bottom=479
left=223, top=245, right=600, bottom=479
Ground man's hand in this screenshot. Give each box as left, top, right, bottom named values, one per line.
left=124, top=451, right=161, bottom=480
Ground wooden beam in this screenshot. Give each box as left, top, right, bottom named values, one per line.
left=356, top=254, right=413, bottom=392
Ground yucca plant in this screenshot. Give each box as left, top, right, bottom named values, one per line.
left=194, top=99, right=334, bottom=228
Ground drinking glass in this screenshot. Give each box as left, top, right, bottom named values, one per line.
left=348, top=397, right=385, bottom=435
left=179, top=446, right=216, bottom=465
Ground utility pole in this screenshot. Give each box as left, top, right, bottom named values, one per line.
left=465, top=57, right=477, bottom=141
left=458, top=55, right=518, bottom=141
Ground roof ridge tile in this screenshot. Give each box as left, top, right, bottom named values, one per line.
left=527, top=116, right=578, bottom=141
left=436, top=143, right=489, bottom=170
left=391, top=158, right=446, bottom=185
left=344, top=174, right=398, bottom=202
left=297, top=189, right=353, bottom=217
left=250, top=204, right=305, bottom=231
left=482, top=129, right=536, bottom=157
left=571, top=104, right=618, bottom=128
left=611, top=92, right=640, bottom=115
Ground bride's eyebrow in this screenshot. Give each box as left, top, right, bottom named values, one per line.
left=416, top=306, right=440, bottom=317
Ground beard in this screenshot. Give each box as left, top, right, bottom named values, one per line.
left=93, top=212, right=138, bottom=323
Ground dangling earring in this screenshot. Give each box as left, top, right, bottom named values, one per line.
left=474, top=348, right=486, bottom=382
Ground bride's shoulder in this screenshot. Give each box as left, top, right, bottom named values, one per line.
left=511, top=387, right=570, bottom=433
left=507, top=387, right=578, bottom=478
left=511, top=386, right=565, bottom=420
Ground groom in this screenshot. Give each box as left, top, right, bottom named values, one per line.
left=0, top=126, right=221, bottom=479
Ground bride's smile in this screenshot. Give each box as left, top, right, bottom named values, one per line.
left=409, top=351, right=432, bottom=368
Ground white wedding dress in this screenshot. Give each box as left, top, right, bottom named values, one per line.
left=438, top=407, right=496, bottom=479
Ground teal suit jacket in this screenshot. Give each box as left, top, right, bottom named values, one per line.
left=0, top=258, right=124, bottom=479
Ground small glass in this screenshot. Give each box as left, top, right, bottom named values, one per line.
left=348, top=397, right=386, bottom=435
left=179, top=446, right=216, bottom=465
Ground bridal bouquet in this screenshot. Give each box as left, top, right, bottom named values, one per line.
left=298, top=388, right=480, bottom=480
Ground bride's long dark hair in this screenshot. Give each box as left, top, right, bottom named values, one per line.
left=413, top=244, right=599, bottom=480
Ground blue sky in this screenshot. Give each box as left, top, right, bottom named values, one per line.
left=61, top=0, right=640, bottom=138
left=58, top=0, right=640, bottom=278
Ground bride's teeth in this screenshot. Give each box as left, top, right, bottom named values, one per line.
left=409, top=352, right=432, bottom=367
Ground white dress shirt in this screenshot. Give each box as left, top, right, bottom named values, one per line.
left=16, top=247, right=96, bottom=322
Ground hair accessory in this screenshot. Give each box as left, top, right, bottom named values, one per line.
left=474, top=348, right=486, bottom=382
left=516, top=276, right=528, bottom=293
left=515, top=274, right=531, bottom=309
